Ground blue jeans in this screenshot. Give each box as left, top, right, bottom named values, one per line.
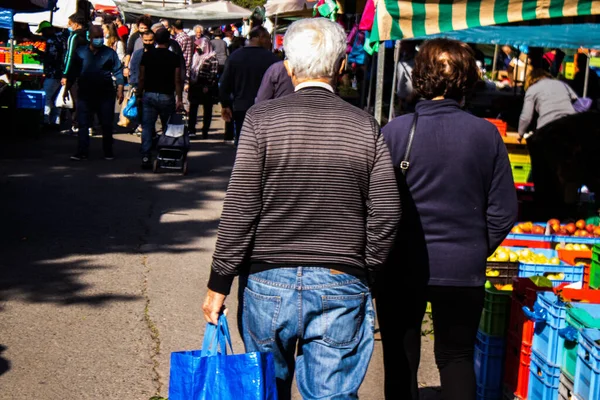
left=43, top=77, right=61, bottom=125
left=242, top=267, right=375, bottom=400
left=141, top=92, right=175, bottom=155
left=76, top=96, right=115, bottom=156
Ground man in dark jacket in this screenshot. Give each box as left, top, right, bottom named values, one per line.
left=218, top=26, right=279, bottom=146
left=60, top=13, right=88, bottom=135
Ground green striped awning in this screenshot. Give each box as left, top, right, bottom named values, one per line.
left=371, top=0, right=600, bottom=41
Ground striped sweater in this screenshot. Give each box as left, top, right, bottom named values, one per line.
left=208, top=87, right=402, bottom=295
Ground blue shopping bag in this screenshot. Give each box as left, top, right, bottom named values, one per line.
left=168, top=314, right=277, bottom=400
left=123, top=92, right=138, bottom=120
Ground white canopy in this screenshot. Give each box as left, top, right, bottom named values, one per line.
left=14, top=0, right=77, bottom=29
left=264, top=0, right=317, bottom=17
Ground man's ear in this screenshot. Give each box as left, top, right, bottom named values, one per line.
left=338, top=58, right=347, bottom=75
left=283, top=60, right=293, bottom=78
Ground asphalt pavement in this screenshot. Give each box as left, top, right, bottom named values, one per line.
left=0, top=113, right=441, bottom=400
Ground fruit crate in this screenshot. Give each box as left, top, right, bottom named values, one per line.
left=508, top=278, right=554, bottom=344
left=508, top=153, right=531, bottom=164
left=528, top=349, right=561, bottom=400
left=518, top=248, right=584, bottom=288
left=504, top=223, right=553, bottom=249
left=503, top=332, right=532, bottom=400
left=525, top=292, right=569, bottom=365
left=486, top=118, right=508, bottom=137
left=558, top=373, right=574, bottom=400
left=475, top=330, right=506, bottom=395
left=553, top=234, right=600, bottom=246
left=486, top=261, right=520, bottom=287
left=557, top=248, right=593, bottom=265
left=511, top=162, right=532, bottom=183
left=593, top=245, right=600, bottom=263
left=574, top=328, right=600, bottom=400
left=480, top=283, right=512, bottom=336
left=558, top=303, right=600, bottom=382
left=592, top=260, right=600, bottom=290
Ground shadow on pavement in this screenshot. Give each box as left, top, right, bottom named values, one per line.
left=0, top=125, right=234, bottom=307
left=0, top=345, right=9, bottom=376
left=419, top=386, right=442, bottom=400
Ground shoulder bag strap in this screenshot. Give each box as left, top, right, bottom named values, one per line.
left=399, top=112, right=419, bottom=176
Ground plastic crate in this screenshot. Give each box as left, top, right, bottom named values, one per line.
left=559, top=304, right=600, bottom=382
left=573, top=328, right=600, bottom=400
left=475, top=330, right=506, bottom=392
left=476, top=383, right=503, bottom=400
left=557, top=249, right=593, bottom=265
left=518, top=249, right=584, bottom=288
left=593, top=245, right=600, bottom=263
left=509, top=153, right=531, bottom=164
left=526, top=292, right=569, bottom=365
left=528, top=349, right=561, bottom=400
left=553, top=235, right=600, bottom=246
left=591, top=261, right=600, bottom=290
left=486, top=260, right=520, bottom=288
left=503, top=228, right=553, bottom=249
left=558, top=373, right=574, bottom=400
left=16, top=90, right=45, bottom=110
left=508, top=278, right=554, bottom=344
left=511, top=162, right=532, bottom=183
left=480, top=284, right=512, bottom=336
left=504, top=332, right=532, bottom=400
left=486, top=118, right=508, bottom=137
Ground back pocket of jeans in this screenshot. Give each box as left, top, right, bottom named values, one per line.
left=322, top=293, right=366, bottom=347
left=243, top=287, right=281, bottom=345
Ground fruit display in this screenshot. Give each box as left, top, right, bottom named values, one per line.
left=488, top=247, right=560, bottom=265
left=510, top=222, right=546, bottom=235
left=487, top=246, right=519, bottom=262
left=555, top=243, right=591, bottom=251
left=548, top=218, right=600, bottom=237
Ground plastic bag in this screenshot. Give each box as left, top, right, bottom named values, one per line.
left=54, top=85, right=73, bottom=109
left=123, top=92, right=138, bottom=120
left=168, top=314, right=278, bottom=400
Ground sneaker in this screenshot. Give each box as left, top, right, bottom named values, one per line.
left=70, top=153, right=88, bottom=161
left=104, top=154, right=115, bottom=160
left=141, top=155, right=152, bottom=169
left=71, top=126, right=79, bottom=134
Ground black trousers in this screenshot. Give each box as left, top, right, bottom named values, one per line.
left=233, top=109, right=247, bottom=146
left=188, top=100, right=213, bottom=136
left=375, top=284, right=485, bottom=400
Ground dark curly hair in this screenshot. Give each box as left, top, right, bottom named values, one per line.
left=412, top=38, right=480, bottom=101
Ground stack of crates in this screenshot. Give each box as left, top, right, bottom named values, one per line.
left=573, top=328, right=600, bottom=399
left=476, top=282, right=512, bottom=400
left=509, top=153, right=532, bottom=185
left=590, top=245, right=600, bottom=289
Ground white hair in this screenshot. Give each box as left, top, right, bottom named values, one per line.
left=283, top=18, right=346, bottom=80
left=194, top=24, right=204, bottom=32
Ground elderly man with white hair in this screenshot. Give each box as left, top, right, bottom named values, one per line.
left=202, top=18, right=401, bottom=399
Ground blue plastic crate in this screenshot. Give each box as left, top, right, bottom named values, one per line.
left=476, top=383, right=503, bottom=400
left=16, top=90, right=45, bottom=110
left=526, top=292, right=569, bottom=365
left=528, top=349, right=561, bottom=400
left=553, top=235, right=600, bottom=246
left=517, top=248, right=584, bottom=287
left=474, top=330, right=506, bottom=393
left=574, top=328, right=600, bottom=400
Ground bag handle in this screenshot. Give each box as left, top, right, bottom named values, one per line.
left=201, top=314, right=234, bottom=357
left=399, top=112, right=419, bottom=176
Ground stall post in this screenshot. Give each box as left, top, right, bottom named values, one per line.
left=388, top=39, right=400, bottom=122
left=374, top=44, right=385, bottom=124
left=9, top=15, right=14, bottom=86
left=584, top=53, right=591, bottom=98
left=272, top=13, right=278, bottom=51
left=491, top=44, right=499, bottom=79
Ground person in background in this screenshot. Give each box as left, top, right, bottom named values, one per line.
left=123, top=14, right=152, bottom=79
left=210, top=28, right=228, bottom=74
left=496, top=45, right=513, bottom=71
left=64, top=25, right=125, bottom=161
left=218, top=26, right=279, bottom=146
left=35, top=20, right=66, bottom=130
left=137, top=28, right=183, bottom=169
left=396, top=40, right=417, bottom=114
left=192, top=24, right=206, bottom=41
left=61, top=13, right=88, bottom=135
left=173, top=19, right=193, bottom=73
left=202, top=17, right=400, bottom=399
left=254, top=60, right=294, bottom=103
left=115, top=15, right=129, bottom=44
left=126, top=30, right=156, bottom=135
left=160, top=18, right=170, bottom=32
left=571, top=53, right=600, bottom=110
left=103, top=22, right=125, bottom=63
left=186, top=37, right=219, bottom=138
left=378, top=38, right=517, bottom=400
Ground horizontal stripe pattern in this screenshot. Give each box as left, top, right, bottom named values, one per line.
left=376, top=0, right=600, bottom=40
left=210, top=88, right=401, bottom=291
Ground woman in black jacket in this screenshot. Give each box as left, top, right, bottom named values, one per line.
left=377, top=38, right=518, bottom=400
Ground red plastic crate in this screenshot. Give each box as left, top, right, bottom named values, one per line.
left=584, top=263, right=591, bottom=289
left=557, top=249, right=593, bottom=265
left=486, top=118, right=508, bottom=137
left=554, top=286, right=600, bottom=303
left=504, top=332, right=532, bottom=400
left=502, top=238, right=553, bottom=249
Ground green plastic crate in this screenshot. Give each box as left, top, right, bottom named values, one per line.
left=511, top=161, right=531, bottom=183
left=561, top=305, right=600, bottom=381
left=480, top=283, right=512, bottom=336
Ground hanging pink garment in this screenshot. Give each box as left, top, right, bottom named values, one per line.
left=359, top=0, right=375, bottom=31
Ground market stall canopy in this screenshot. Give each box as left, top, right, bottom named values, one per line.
left=13, top=0, right=77, bottom=29
left=0, top=0, right=56, bottom=12
left=91, top=0, right=120, bottom=15
left=114, top=0, right=252, bottom=25
left=412, top=22, right=600, bottom=49
left=264, top=0, right=317, bottom=16
left=371, top=0, right=600, bottom=42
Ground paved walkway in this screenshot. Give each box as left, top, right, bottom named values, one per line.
left=0, top=114, right=441, bottom=399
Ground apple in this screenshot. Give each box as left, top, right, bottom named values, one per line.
left=512, top=226, right=523, bottom=234
left=548, top=218, right=560, bottom=227
left=587, top=224, right=596, bottom=234
left=559, top=227, right=568, bottom=236
left=565, top=223, right=577, bottom=235
left=576, top=219, right=587, bottom=230
left=532, top=225, right=545, bottom=234
left=594, top=227, right=600, bottom=237
left=551, top=223, right=561, bottom=233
